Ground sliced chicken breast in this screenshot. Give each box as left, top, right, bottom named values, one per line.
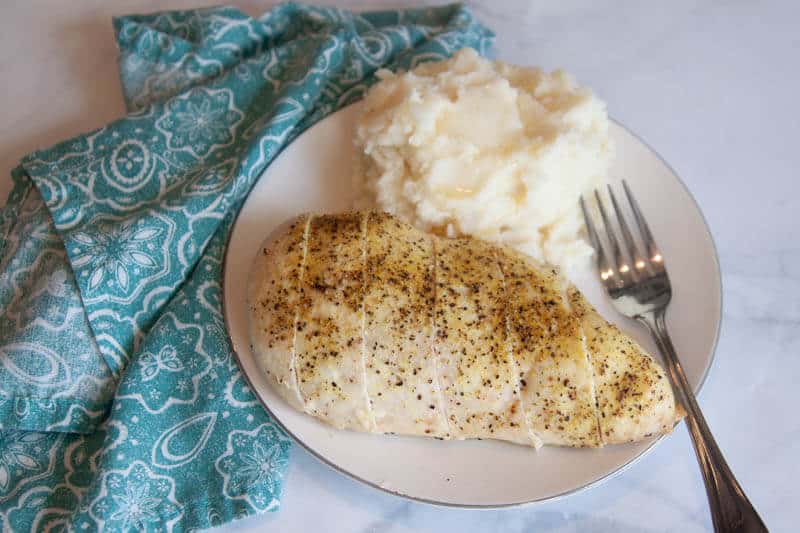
left=248, top=215, right=309, bottom=411
left=496, top=246, right=602, bottom=447
left=568, top=288, right=683, bottom=444
left=363, top=212, right=449, bottom=437
left=294, top=213, right=373, bottom=431
left=434, top=237, right=533, bottom=445
left=248, top=211, right=683, bottom=448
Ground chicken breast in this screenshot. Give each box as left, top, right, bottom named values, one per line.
left=363, top=212, right=448, bottom=437
left=248, top=212, right=683, bottom=448
left=496, top=246, right=602, bottom=448
left=294, top=213, right=373, bottom=431
left=434, top=237, right=533, bottom=445
left=248, top=215, right=309, bottom=411
left=568, top=288, right=684, bottom=444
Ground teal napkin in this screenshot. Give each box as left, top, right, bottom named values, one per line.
left=0, top=3, right=492, bottom=531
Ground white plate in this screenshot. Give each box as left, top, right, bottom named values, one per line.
left=223, top=102, right=721, bottom=507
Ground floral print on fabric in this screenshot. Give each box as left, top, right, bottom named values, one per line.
left=0, top=3, right=493, bottom=531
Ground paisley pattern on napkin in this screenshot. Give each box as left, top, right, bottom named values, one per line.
left=0, top=171, right=114, bottom=433
left=0, top=3, right=492, bottom=531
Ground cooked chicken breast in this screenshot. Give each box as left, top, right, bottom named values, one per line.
left=248, top=212, right=683, bottom=448
left=295, top=213, right=373, bottom=431
left=248, top=215, right=309, bottom=412
left=496, top=246, right=602, bottom=447
left=434, top=237, right=533, bottom=445
left=363, top=212, right=448, bottom=437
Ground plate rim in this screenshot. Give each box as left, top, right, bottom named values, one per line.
left=221, top=103, right=723, bottom=509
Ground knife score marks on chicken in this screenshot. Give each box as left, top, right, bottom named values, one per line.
left=248, top=212, right=682, bottom=448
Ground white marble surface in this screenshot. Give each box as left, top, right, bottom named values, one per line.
left=1, top=1, right=797, bottom=531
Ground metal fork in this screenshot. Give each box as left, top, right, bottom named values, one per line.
left=581, top=182, right=767, bottom=533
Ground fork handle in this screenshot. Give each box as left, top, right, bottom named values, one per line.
left=639, top=310, right=767, bottom=533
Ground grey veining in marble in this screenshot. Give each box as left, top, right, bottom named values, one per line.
left=1, top=1, right=797, bottom=532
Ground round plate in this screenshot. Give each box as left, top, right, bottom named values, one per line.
left=223, top=102, right=721, bottom=507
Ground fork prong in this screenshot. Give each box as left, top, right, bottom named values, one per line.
left=580, top=195, right=612, bottom=278
left=622, top=180, right=663, bottom=266
left=607, top=184, right=645, bottom=276
left=594, top=189, right=627, bottom=277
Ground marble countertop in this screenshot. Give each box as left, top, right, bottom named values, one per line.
left=1, top=1, right=796, bottom=531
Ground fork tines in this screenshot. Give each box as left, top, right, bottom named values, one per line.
left=580, top=181, right=664, bottom=284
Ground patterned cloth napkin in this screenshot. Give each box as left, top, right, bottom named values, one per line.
left=0, top=3, right=492, bottom=531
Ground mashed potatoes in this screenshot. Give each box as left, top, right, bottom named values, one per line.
left=353, top=48, right=613, bottom=269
